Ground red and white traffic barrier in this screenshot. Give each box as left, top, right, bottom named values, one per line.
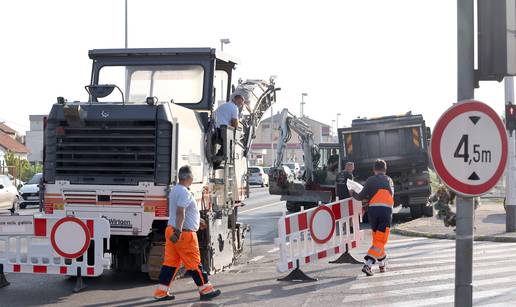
left=275, top=197, right=364, bottom=273
left=0, top=214, right=110, bottom=277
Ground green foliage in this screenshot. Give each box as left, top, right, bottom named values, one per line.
left=4, top=151, right=42, bottom=182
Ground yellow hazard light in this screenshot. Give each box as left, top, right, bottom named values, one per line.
left=412, top=128, right=420, bottom=148
left=144, top=205, right=156, bottom=213
left=53, top=203, right=64, bottom=210
left=346, top=135, right=353, bottom=154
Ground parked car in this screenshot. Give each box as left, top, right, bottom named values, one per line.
left=0, top=174, right=19, bottom=212
left=283, top=162, right=300, bottom=178
left=248, top=167, right=269, bottom=187
left=19, top=173, right=42, bottom=209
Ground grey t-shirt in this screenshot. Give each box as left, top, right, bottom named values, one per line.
left=167, top=184, right=200, bottom=231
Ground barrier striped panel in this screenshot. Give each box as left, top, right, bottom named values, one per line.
left=0, top=214, right=111, bottom=278
left=276, top=197, right=364, bottom=273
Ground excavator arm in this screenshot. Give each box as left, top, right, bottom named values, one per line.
left=268, top=109, right=330, bottom=204
left=273, top=109, right=319, bottom=181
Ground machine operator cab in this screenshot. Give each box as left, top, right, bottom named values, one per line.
left=58, top=48, right=278, bottom=171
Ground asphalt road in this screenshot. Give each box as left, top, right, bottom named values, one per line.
left=2, top=188, right=516, bottom=306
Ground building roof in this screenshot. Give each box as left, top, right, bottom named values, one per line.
left=0, top=132, right=30, bottom=154
left=0, top=122, right=16, bottom=135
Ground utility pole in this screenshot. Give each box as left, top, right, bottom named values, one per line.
left=506, top=76, right=516, bottom=232
left=124, top=0, right=128, bottom=48
left=271, top=105, right=274, bottom=166
left=456, top=0, right=475, bottom=306
left=300, top=93, right=307, bottom=117
left=220, top=39, right=231, bottom=101
left=336, top=113, right=341, bottom=131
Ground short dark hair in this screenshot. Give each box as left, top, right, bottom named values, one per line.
left=373, top=159, right=387, bottom=172
left=178, top=165, right=193, bottom=181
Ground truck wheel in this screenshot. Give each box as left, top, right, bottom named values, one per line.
left=147, top=241, right=165, bottom=281
left=423, top=204, right=434, bottom=217
left=19, top=203, right=26, bottom=209
left=410, top=204, right=424, bottom=219
left=286, top=202, right=300, bottom=212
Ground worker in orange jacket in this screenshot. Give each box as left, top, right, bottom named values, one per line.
left=153, top=166, right=221, bottom=301
left=350, top=159, right=394, bottom=276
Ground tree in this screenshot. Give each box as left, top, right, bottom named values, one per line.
left=4, top=151, right=42, bottom=183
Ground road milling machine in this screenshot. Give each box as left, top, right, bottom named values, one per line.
left=37, top=48, right=279, bottom=279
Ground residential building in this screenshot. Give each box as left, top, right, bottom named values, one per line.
left=0, top=123, right=30, bottom=163
left=250, top=113, right=332, bottom=166
left=26, top=115, right=45, bottom=163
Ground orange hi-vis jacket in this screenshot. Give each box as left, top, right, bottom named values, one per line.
left=352, top=173, right=394, bottom=207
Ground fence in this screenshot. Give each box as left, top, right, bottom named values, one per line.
left=275, top=197, right=364, bottom=280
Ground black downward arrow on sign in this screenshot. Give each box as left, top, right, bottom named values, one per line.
left=468, top=172, right=480, bottom=180
left=469, top=116, right=480, bottom=125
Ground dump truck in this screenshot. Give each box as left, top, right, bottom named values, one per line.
left=338, top=112, right=433, bottom=218
left=0, top=48, right=279, bottom=286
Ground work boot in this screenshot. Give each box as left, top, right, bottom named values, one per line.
left=379, top=263, right=387, bottom=273
left=153, top=288, right=175, bottom=301
left=199, top=284, right=221, bottom=301
left=378, top=259, right=387, bottom=273
left=361, top=265, right=374, bottom=276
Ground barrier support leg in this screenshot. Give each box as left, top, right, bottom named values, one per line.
left=73, top=267, right=86, bottom=293
left=0, top=264, right=10, bottom=288
left=329, top=245, right=362, bottom=265
left=277, top=260, right=317, bottom=283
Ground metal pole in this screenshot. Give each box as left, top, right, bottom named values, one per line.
left=456, top=0, right=475, bottom=305
left=124, top=0, right=128, bottom=48
left=506, top=77, right=516, bottom=232
left=271, top=106, right=274, bottom=166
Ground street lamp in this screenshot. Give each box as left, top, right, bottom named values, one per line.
left=300, top=93, right=308, bottom=117
left=270, top=75, right=278, bottom=166
left=332, top=119, right=336, bottom=137
left=219, top=38, right=231, bottom=101
left=336, top=113, right=341, bottom=130
left=220, top=38, right=231, bottom=51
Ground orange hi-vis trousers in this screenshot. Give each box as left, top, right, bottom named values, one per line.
left=157, top=225, right=209, bottom=289
left=366, top=206, right=392, bottom=263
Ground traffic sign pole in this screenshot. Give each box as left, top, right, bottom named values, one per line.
left=456, top=0, right=475, bottom=305
left=505, top=77, right=516, bottom=232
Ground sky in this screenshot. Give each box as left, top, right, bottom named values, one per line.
left=0, top=0, right=510, bottom=134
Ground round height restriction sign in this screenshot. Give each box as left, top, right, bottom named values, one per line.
left=50, top=217, right=91, bottom=259
left=309, top=206, right=335, bottom=244
left=431, top=100, right=508, bottom=196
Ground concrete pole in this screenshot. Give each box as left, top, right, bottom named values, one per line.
left=455, top=0, right=475, bottom=306
left=506, top=77, right=516, bottom=232
left=271, top=106, right=275, bottom=166
left=124, top=0, right=128, bottom=48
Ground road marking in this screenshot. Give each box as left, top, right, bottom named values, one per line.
left=370, top=286, right=516, bottom=307
left=343, top=274, right=516, bottom=303
left=387, top=237, right=429, bottom=244
left=267, top=247, right=279, bottom=253
left=387, top=253, right=504, bottom=269
left=387, top=245, right=516, bottom=263
left=355, top=257, right=509, bottom=280
left=240, top=201, right=283, bottom=214
left=385, top=241, right=516, bottom=258
left=249, top=255, right=265, bottom=262
left=351, top=262, right=516, bottom=290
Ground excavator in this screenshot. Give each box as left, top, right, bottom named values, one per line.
left=268, top=109, right=334, bottom=212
